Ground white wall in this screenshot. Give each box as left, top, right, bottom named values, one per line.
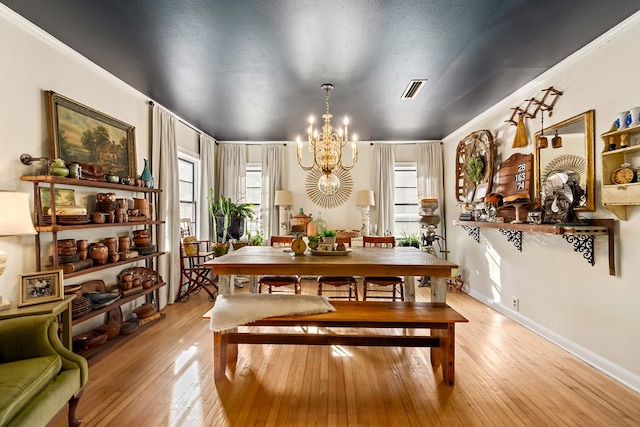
left=443, top=12, right=640, bottom=391
left=0, top=6, right=154, bottom=329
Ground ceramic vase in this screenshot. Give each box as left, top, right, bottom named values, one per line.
left=140, top=159, right=153, bottom=188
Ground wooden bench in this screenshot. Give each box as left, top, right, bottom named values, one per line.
left=205, top=301, right=468, bottom=386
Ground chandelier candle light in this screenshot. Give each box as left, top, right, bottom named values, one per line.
left=297, top=84, right=358, bottom=195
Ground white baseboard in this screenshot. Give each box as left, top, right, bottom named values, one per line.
left=467, top=289, right=640, bottom=393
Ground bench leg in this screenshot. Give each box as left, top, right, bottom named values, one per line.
left=213, top=331, right=228, bottom=381
left=213, top=328, right=238, bottom=381
left=431, top=324, right=455, bottom=386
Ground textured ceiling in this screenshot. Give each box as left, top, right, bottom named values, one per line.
left=3, top=1, right=639, bottom=141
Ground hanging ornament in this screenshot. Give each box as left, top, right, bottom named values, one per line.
left=512, top=113, right=528, bottom=148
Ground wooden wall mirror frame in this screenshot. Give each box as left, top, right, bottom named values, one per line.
left=533, top=109, right=596, bottom=212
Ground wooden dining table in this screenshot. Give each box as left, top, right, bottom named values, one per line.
left=203, top=245, right=458, bottom=303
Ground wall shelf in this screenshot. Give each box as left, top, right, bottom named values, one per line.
left=600, top=125, right=640, bottom=220
left=453, top=219, right=615, bottom=275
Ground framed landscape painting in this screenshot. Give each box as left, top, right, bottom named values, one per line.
left=45, top=90, right=136, bottom=178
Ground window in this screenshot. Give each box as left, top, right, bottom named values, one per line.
left=178, top=153, right=200, bottom=236
left=245, top=164, right=261, bottom=235
left=394, top=162, right=419, bottom=236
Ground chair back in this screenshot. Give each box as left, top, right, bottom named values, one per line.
left=336, top=236, right=352, bottom=247
left=363, top=236, right=395, bottom=248
left=270, top=235, right=295, bottom=247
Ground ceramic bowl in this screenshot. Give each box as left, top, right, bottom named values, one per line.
left=96, top=322, right=121, bottom=340
left=133, top=303, right=155, bottom=319
left=133, top=236, right=151, bottom=246
left=105, top=174, right=120, bottom=183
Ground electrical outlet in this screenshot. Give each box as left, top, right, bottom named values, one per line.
left=511, top=297, right=519, bottom=311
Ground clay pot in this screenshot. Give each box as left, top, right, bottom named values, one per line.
left=91, top=212, right=105, bottom=224
left=118, top=236, right=131, bottom=252
left=104, top=237, right=117, bottom=253
left=96, top=193, right=116, bottom=203
left=76, top=239, right=89, bottom=250
left=116, top=198, right=128, bottom=209
left=133, top=236, right=151, bottom=246
left=109, top=252, right=120, bottom=263
left=133, top=198, right=150, bottom=218
left=142, top=279, right=153, bottom=289
left=88, top=243, right=108, bottom=265
left=132, top=229, right=150, bottom=238
left=77, top=249, right=88, bottom=260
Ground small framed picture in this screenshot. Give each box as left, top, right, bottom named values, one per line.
left=465, top=188, right=475, bottom=203
left=474, top=183, right=489, bottom=203
left=18, top=270, right=64, bottom=307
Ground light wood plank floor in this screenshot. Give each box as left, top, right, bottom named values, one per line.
left=49, top=279, right=640, bottom=427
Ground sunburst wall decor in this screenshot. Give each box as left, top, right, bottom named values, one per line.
left=305, top=167, right=353, bottom=209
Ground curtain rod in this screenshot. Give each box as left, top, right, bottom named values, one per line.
left=147, top=100, right=204, bottom=135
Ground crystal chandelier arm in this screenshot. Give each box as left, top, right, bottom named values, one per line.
left=296, top=136, right=316, bottom=171
left=339, top=139, right=358, bottom=170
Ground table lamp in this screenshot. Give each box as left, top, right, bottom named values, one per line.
left=274, top=190, right=293, bottom=234
left=0, top=192, right=37, bottom=310
left=355, top=190, right=375, bottom=236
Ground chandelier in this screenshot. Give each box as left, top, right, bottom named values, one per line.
left=297, top=84, right=358, bottom=195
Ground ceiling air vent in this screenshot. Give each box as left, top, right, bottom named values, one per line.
left=401, top=79, right=427, bottom=99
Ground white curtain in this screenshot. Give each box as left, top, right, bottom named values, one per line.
left=151, top=104, right=180, bottom=305
left=417, top=141, right=446, bottom=240
left=215, top=143, right=246, bottom=202
left=198, top=134, right=216, bottom=241
left=261, top=144, right=285, bottom=240
left=373, top=144, right=395, bottom=236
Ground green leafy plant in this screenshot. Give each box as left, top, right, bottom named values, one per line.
left=208, top=190, right=255, bottom=243
left=248, top=230, right=265, bottom=246
left=320, top=230, right=336, bottom=238
left=465, top=155, right=485, bottom=183
left=397, top=230, right=421, bottom=248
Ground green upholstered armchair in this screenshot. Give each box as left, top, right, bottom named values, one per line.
left=0, top=313, right=88, bottom=427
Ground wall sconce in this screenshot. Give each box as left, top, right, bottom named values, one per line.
left=355, top=190, right=375, bottom=236
left=0, top=192, right=37, bottom=310
left=20, top=153, right=51, bottom=175
left=274, top=190, right=293, bottom=235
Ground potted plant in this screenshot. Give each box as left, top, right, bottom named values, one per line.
left=248, top=230, right=265, bottom=246
left=320, top=229, right=337, bottom=246
left=397, top=230, right=421, bottom=248
left=208, top=191, right=255, bottom=256
left=307, top=235, right=319, bottom=250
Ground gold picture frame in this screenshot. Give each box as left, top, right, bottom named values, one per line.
left=45, top=90, right=136, bottom=178
left=18, top=270, right=64, bottom=307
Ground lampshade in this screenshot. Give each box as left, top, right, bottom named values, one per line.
left=274, top=190, right=293, bottom=206
left=355, top=190, right=375, bottom=207
left=0, top=192, right=37, bottom=236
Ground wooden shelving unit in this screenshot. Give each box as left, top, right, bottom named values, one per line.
left=20, top=174, right=166, bottom=358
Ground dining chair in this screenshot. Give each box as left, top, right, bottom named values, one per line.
left=362, top=236, right=404, bottom=301
left=177, top=239, right=217, bottom=302
left=316, top=236, right=358, bottom=300
left=257, top=236, right=301, bottom=294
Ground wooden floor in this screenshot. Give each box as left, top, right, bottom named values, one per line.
left=49, top=279, right=640, bottom=427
